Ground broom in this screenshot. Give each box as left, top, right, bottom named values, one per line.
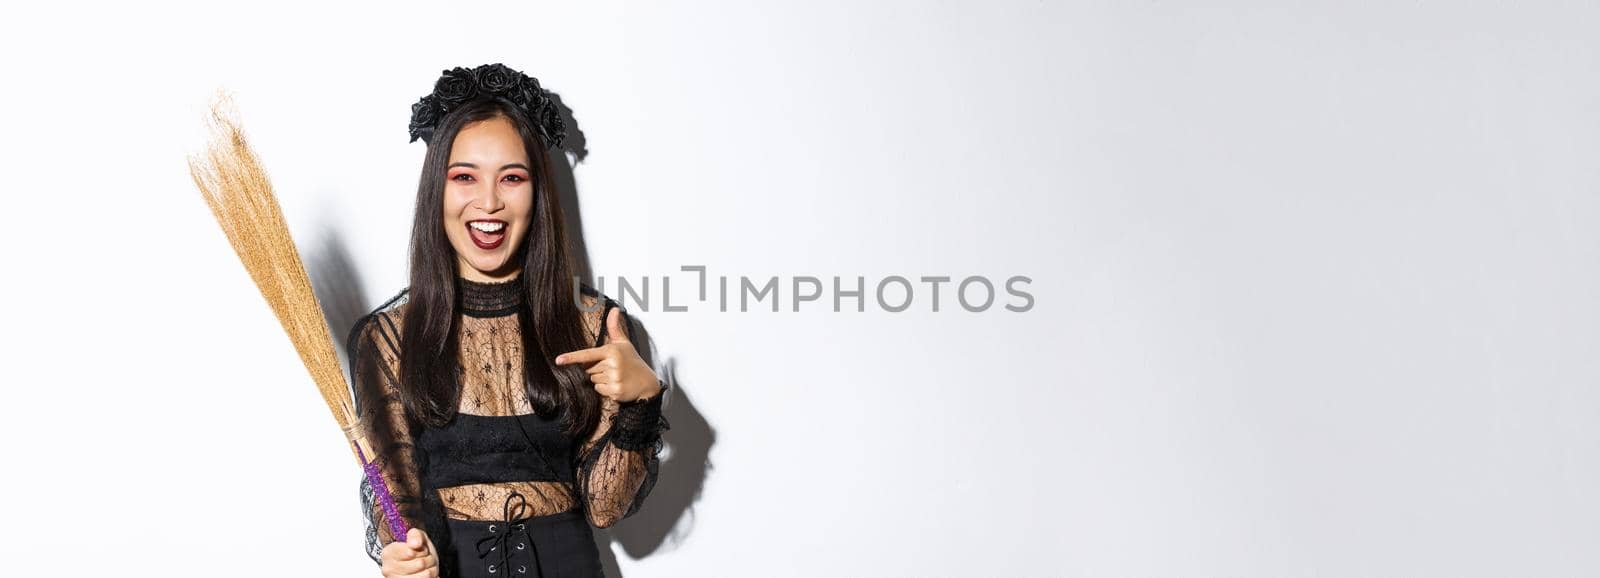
left=187, top=91, right=410, bottom=543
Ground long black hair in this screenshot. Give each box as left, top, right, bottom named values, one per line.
left=396, top=96, right=601, bottom=441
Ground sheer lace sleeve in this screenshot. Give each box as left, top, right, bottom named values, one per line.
left=574, top=299, right=671, bottom=528
left=349, top=297, right=424, bottom=561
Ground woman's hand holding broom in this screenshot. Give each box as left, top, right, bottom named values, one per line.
left=380, top=528, right=439, bottom=578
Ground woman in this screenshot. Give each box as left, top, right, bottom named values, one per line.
left=349, top=64, right=669, bottom=578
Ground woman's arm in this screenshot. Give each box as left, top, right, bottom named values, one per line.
left=574, top=388, right=669, bottom=527
left=350, top=309, right=425, bottom=555
left=561, top=298, right=671, bottom=528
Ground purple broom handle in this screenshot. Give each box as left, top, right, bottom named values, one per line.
left=356, top=443, right=410, bottom=541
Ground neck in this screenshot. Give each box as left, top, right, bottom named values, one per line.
left=457, top=262, right=522, bottom=283
left=457, top=274, right=524, bottom=318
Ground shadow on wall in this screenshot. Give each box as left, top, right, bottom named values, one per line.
left=303, top=94, right=715, bottom=578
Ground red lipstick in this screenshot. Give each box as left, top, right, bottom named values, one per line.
left=467, top=219, right=507, bottom=250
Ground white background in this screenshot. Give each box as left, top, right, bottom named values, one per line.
left=2, top=1, right=1597, bottom=576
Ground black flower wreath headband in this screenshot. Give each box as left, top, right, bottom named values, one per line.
left=407, top=63, right=567, bottom=149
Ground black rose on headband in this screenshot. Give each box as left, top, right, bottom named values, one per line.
left=432, top=67, right=479, bottom=109
left=408, top=95, right=441, bottom=145
left=540, top=105, right=566, bottom=143
left=514, top=80, right=545, bottom=111
left=475, top=63, right=523, bottom=95
left=409, top=63, right=566, bottom=148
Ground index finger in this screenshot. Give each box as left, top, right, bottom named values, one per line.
left=554, top=347, right=607, bottom=366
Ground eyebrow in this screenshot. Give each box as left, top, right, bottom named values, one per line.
left=446, top=162, right=531, bottom=171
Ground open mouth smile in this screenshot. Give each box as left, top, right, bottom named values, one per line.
left=467, top=219, right=507, bottom=250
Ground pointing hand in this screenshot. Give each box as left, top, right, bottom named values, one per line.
left=554, top=307, right=661, bottom=403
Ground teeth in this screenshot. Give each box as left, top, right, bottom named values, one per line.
left=469, top=221, right=505, bottom=233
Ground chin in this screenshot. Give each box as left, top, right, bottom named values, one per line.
left=466, top=255, right=516, bottom=277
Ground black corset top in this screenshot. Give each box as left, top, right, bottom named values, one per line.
left=418, top=411, right=576, bottom=489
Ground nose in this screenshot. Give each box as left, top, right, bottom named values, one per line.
left=475, top=179, right=507, bottom=213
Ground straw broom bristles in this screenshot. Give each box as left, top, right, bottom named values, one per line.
left=186, top=91, right=369, bottom=461
left=187, top=91, right=411, bottom=542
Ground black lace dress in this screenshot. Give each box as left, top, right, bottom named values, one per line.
left=349, top=277, right=669, bottom=577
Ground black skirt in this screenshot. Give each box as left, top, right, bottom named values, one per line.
left=442, top=509, right=604, bottom=578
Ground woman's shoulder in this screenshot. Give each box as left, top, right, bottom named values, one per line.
left=345, top=287, right=412, bottom=357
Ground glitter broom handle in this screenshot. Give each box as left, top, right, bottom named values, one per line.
left=356, top=442, right=410, bottom=541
